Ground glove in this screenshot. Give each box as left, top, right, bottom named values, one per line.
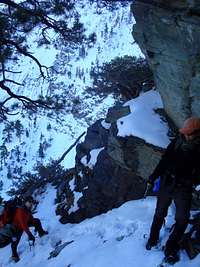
left=28, top=233, right=35, bottom=245
left=146, top=175, right=155, bottom=190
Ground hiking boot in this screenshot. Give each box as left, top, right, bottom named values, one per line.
left=164, top=240, right=180, bottom=264
left=164, top=253, right=179, bottom=265
left=146, top=238, right=158, bottom=250
left=39, top=230, right=48, bottom=237
left=11, top=255, right=20, bottom=263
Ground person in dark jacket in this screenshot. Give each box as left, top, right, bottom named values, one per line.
left=1, top=196, right=48, bottom=262
left=145, top=117, right=200, bottom=263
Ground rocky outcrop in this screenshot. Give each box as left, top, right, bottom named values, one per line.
left=56, top=106, right=164, bottom=223
left=131, top=0, right=200, bottom=127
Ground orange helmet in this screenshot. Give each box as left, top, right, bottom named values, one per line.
left=179, top=117, right=200, bottom=135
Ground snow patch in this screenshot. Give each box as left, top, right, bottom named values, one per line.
left=101, top=120, right=111, bottom=130
left=195, top=185, right=200, bottom=191
left=117, top=90, right=170, bottom=148
left=81, top=147, right=104, bottom=168
left=68, top=178, right=83, bottom=214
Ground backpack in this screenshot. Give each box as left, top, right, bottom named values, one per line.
left=180, top=212, right=200, bottom=259
left=3, top=197, right=22, bottom=224
left=0, top=224, right=15, bottom=248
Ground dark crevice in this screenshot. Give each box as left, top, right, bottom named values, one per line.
left=134, top=0, right=187, bottom=13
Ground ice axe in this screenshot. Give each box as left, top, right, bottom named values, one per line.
left=143, top=177, right=160, bottom=199
left=143, top=182, right=152, bottom=199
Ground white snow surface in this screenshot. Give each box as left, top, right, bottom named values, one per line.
left=0, top=185, right=199, bottom=267
left=101, top=120, right=111, bottom=130
left=68, top=178, right=83, bottom=214
left=81, top=147, right=104, bottom=169
left=117, top=90, right=170, bottom=148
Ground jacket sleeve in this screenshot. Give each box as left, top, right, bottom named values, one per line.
left=149, top=137, right=177, bottom=182
left=16, top=209, right=32, bottom=236
left=193, top=148, right=200, bottom=186
left=0, top=215, right=3, bottom=227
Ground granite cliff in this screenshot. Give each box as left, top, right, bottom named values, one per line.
left=132, top=0, right=200, bottom=127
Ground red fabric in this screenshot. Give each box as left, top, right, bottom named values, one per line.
left=1, top=209, right=10, bottom=225
left=0, top=215, right=3, bottom=228
left=179, top=117, right=200, bottom=135
left=12, top=208, right=33, bottom=236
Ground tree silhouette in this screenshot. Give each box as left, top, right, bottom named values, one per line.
left=0, top=144, right=9, bottom=167
left=0, top=0, right=85, bottom=119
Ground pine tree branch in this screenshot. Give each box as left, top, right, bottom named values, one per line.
left=0, top=80, right=52, bottom=111
left=0, top=0, right=68, bottom=36
left=1, top=38, right=48, bottom=77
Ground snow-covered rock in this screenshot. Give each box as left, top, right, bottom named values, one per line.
left=55, top=90, right=171, bottom=223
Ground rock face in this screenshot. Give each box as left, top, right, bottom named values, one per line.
left=131, top=0, right=200, bottom=127
left=56, top=106, right=164, bottom=223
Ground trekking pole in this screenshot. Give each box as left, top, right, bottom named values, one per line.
left=143, top=182, right=152, bottom=199
left=29, top=240, right=35, bottom=257
left=29, top=240, right=33, bottom=250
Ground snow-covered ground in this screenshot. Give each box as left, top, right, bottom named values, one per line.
left=0, top=185, right=199, bottom=267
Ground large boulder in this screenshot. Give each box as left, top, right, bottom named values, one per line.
left=56, top=105, right=165, bottom=223
left=131, top=0, right=200, bottom=127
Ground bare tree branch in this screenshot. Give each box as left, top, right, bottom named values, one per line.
left=1, top=96, right=13, bottom=107
left=4, top=79, right=23, bottom=86
left=1, top=38, right=48, bottom=77
left=55, top=132, right=86, bottom=166
left=2, top=69, right=22, bottom=74
left=0, top=80, right=52, bottom=110
left=0, top=0, right=84, bottom=120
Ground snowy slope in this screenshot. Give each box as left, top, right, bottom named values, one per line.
left=0, top=1, right=143, bottom=197
left=0, top=185, right=199, bottom=267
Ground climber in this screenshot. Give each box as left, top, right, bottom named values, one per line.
left=0, top=196, right=48, bottom=262
left=145, top=117, right=200, bottom=264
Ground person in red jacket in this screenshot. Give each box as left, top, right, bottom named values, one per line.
left=9, top=196, right=48, bottom=262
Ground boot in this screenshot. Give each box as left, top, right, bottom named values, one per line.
left=147, top=215, right=164, bottom=250
left=164, top=252, right=179, bottom=265
left=146, top=238, right=158, bottom=250
left=11, top=254, right=20, bottom=263
left=39, top=230, right=48, bottom=237
left=164, top=240, right=180, bottom=264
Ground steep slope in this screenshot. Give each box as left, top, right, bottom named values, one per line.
left=56, top=90, right=170, bottom=223
left=0, top=185, right=199, bottom=267
left=0, top=1, right=143, bottom=197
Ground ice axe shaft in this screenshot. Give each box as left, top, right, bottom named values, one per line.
left=143, top=183, right=152, bottom=199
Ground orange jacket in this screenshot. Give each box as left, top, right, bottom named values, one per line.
left=12, top=207, right=33, bottom=236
